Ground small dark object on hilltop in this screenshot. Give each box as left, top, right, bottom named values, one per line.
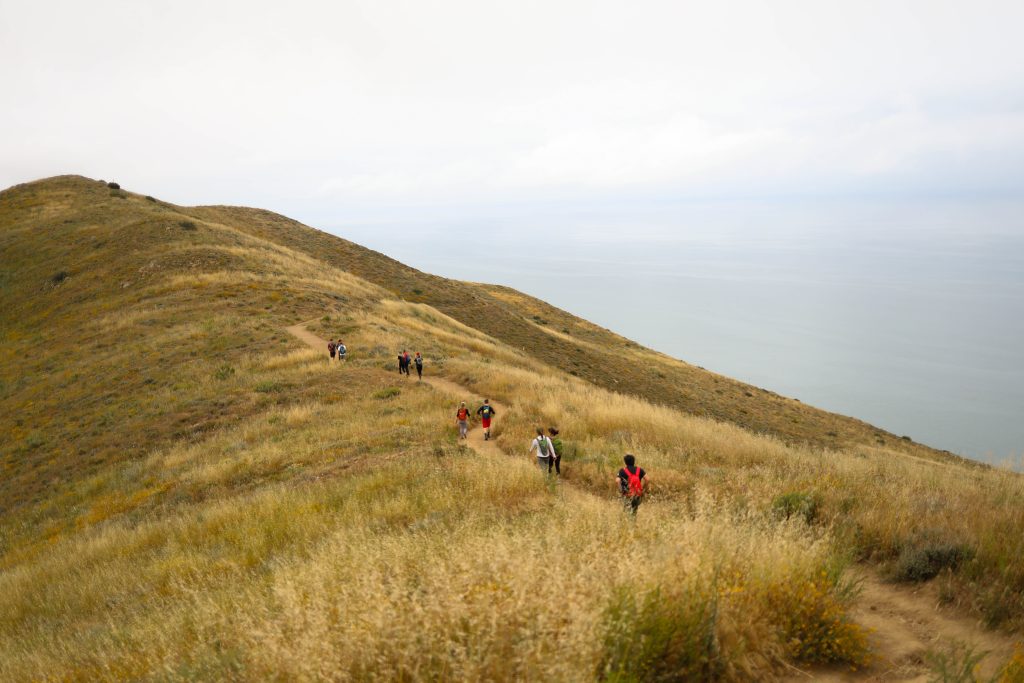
left=107, top=182, right=120, bottom=189
left=51, top=271, right=69, bottom=285
left=145, top=195, right=156, bottom=202
left=179, top=220, right=197, bottom=230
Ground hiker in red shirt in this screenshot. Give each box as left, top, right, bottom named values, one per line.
left=455, top=402, right=470, bottom=440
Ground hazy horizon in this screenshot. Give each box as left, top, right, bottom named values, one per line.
left=325, top=196, right=1024, bottom=465
left=3, top=1, right=1023, bottom=461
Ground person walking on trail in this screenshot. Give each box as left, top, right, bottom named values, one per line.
left=476, top=399, right=496, bottom=440
left=530, top=428, right=556, bottom=473
left=547, top=427, right=563, bottom=475
left=456, top=402, right=470, bottom=440
left=616, top=454, right=647, bottom=515
left=397, top=352, right=406, bottom=375
left=328, top=340, right=337, bottom=362
left=401, top=350, right=411, bottom=376
left=337, top=340, right=347, bottom=362
left=414, top=352, right=423, bottom=380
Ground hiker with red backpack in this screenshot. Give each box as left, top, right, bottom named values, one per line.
left=616, top=454, right=647, bottom=515
left=530, top=427, right=556, bottom=473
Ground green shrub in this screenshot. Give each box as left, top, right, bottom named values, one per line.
left=179, top=220, right=197, bottom=230
left=214, top=365, right=235, bottom=381
left=106, top=181, right=120, bottom=189
left=893, top=533, right=971, bottom=582
left=771, top=491, right=821, bottom=524
left=50, top=271, right=68, bottom=285
left=598, top=583, right=719, bottom=681
left=924, top=642, right=987, bottom=683
left=373, top=387, right=401, bottom=400
left=255, top=381, right=283, bottom=393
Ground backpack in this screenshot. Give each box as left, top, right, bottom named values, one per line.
left=457, top=408, right=469, bottom=420
left=338, top=344, right=346, bottom=355
left=538, top=437, right=550, bottom=457
left=625, top=467, right=643, bottom=497
left=415, top=356, right=423, bottom=367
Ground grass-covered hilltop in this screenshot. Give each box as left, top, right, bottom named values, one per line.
left=1, top=175, right=1022, bottom=681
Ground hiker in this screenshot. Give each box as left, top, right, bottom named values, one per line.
left=403, top=350, right=411, bottom=375
left=337, top=340, right=347, bottom=362
left=530, top=427, right=555, bottom=473
left=398, top=350, right=410, bottom=376
left=616, top=454, right=647, bottom=515
left=397, top=352, right=405, bottom=375
left=414, top=352, right=423, bottom=379
left=547, top=427, right=563, bottom=475
left=476, top=399, right=496, bottom=440
left=327, top=340, right=337, bottom=362
left=456, top=402, right=470, bottom=440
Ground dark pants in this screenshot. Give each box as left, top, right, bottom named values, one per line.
left=416, top=364, right=422, bottom=378
left=623, top=495, right=642, bottom=514
left=547, top=455, right=561, bottom=474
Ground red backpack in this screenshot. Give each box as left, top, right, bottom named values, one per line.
left=625, top=466, right=643, bottom=497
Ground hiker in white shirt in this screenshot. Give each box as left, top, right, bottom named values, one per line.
left=529, top=427, right=556, bottom=473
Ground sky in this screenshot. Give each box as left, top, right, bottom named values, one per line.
left=2, top=0, right=1024, bottom=219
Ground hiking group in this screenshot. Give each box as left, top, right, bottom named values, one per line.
left=398, top=350, right=424, bottom=379
left=327, top=339, right=346, bottom=363
left=529, top=427, right=562, bottom=475
left=454, top=399, right=495, bottom=441
left=529, top=427, right=646, bottom=514
left=320, top=333, right=646, bottom=513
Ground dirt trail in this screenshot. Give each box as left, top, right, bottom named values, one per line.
left=790, top=572, right=1018, bottom=682
left=284, top=322, right=328, bottom=351
left=285, top=322, right=1019, bottom=682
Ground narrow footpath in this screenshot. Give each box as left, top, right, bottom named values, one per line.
left=285, top=322, right=1019, bottom=682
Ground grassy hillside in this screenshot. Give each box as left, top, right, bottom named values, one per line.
left=186, top=201, right=968, bottom=463
left=0, top=175, right=1021, bottom=681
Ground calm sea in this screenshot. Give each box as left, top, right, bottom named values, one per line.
left=324, top=198, right=1024, bottom=464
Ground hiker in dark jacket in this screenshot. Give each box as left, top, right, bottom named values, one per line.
left=616, top=454, right=647, bottom=515
left=476, top=399, right=495, bottom=440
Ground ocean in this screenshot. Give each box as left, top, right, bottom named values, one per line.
left=325, top=197, right=1024, bottom=464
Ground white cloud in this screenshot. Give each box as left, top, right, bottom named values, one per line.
left=1, top=0, right=1023, bottom=206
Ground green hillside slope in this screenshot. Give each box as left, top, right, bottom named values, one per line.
left=186, top=202, right=968, bottom=463
left=0, top=175, right=1020, bottom=681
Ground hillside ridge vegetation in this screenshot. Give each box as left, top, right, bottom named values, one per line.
left=1, top=175, right=1021, bottom=681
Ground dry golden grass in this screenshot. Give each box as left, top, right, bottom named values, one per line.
left=1, top=175, right=1021, bottom=680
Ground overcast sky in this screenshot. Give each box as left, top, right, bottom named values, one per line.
left=2, top=0, right=1023, bottom=220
